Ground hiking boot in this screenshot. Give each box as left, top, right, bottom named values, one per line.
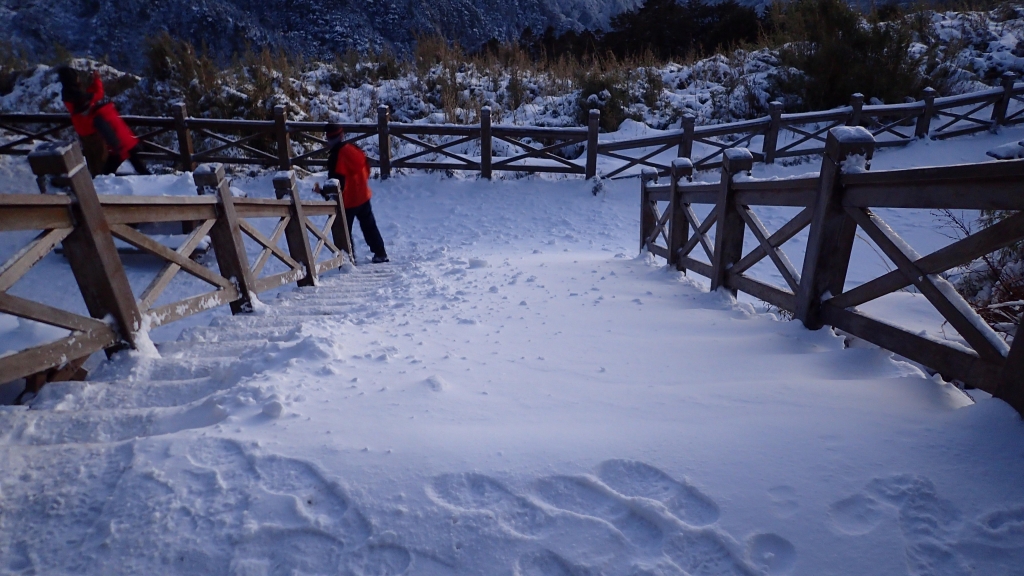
left=371, top=254, right=390, bottom=264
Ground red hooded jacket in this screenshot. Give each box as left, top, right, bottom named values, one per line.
left=63, top=73, right=138, bottom=161
left=328, top=143, right=372, bottom=209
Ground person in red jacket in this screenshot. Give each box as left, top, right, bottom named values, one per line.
left=326, top=122, right=389, bottom=263
left=56, top=67, right=150, bottom=176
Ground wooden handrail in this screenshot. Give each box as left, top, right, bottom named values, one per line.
left=641, top=126, right=1024, bottom=415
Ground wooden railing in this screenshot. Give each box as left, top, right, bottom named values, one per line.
left=640, top=127, right=1024, bottom=415
left=2, top=73, right=1021, bottom=179
left=0, top=142, right=354, bottom=394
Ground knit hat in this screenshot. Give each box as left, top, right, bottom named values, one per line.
left=325, top=123, right=344, bottom=138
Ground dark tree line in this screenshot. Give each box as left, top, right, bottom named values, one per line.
left=477, top=0, right=765, bottom=62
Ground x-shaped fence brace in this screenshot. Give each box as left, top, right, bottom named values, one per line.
left=238, top=216, right=305, bottom=290
left=491, top=135, right=586, bottom=172
left=109, top=219, right=239, bottom=327
left=933, top=99, right=995, bottom=134
left=0, top=122, right=75, bottom=155
left=132, top=126, right=179, bottom=159
left=862, top=112, right=919, bottom=141
left=776, top=120, right=847, bottom=156
left=391, top=133, right=479, bottom=169
left=602, top=141, right=679, bottom=179
left=289, top=130, right=377, bottom=166
left=730, top=206, right=812, bottom=295
left=692, top=130, right=765, bottom=169
left=1006, top=94, right=1024, bottom=124
left=304, top=213, right=348, bottom=274
left=828, top=209, right=1024, bottom=363
left=192, top=129, right=278, bottom=164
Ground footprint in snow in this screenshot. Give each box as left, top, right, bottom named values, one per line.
left=428, top=473, right=552, bottom=537
left=533, top=475, right=663, bottom=550
left=596, top=459, right=720, bottom=527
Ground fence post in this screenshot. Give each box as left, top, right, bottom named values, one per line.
left=991, top=71, right=1019, bottom=131
left=847, top=93, right=864, bottom=126
left=480, top=106, right=492, bottom=180
left=669, top=157, right=693, bottom=271
left=28, top=142, right=143, bottom=351
left=915, top=87, right=937, bottom=139
left=323, top=179, right=355, bottom=263
left=172, top=102, right=195, bottom=172
left=710, top=148, right=752, bottom=294
left=377, top=104, right=391, bottom=180
left=274, top=105, right=292, bottom=170
left=762, top=101, right=783, bottom=164
left=273, top=171, right=317, bottom=287
left=795, top=127, right=875, bottom=329
left=585, top=109, right=600, bottom=179
left=678, top=114, right=695, bottom=160
left=996, top=334, right=1024, bottom=416
left=640, top=168, right=658, bottom=253
left=194, top=163, right=256, bottom=314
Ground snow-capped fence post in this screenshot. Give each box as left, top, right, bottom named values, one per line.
left=991, top=72, right=1019, bottom=130
left=172, top=103, right=195, bottom=172
left=640, top=168, right=659, bottom=253
left=323, top=179, right=355, bottom=263
left=480, top=106, right=492, bottom=180
left=273, top=171, right=317, bottom=286
left=710, top=148, right=753, bottom=294
left=678, top=114, right=695, bottom=160
left=194, top=163, right=256, bottom=314
left=847, top=94, right=864, bottom=126
left=28, top=141, right=143, bottom=352
left=795, top=127, right=874, bottom=329
left=274, top=106, right=292, bottom=170
left=377, top=105, right=391, bottom=180
left=585, top=109, right=600, bottom=179
left=915, top=87, right=937, bottom=139
left=762, top=102, right=783, bottom=164
left=668, top=158, right=693, bottom=271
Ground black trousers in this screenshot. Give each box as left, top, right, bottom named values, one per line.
left=102, top=148, right=151, bottom=176
left=345, top=199, right=387, bottom=259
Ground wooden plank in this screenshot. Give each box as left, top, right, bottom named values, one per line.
left=0, top=292, right=109, bottom=332
left=103, top=204, right=219, bottom=225
left=137, top=218, right=218, bottom=311
left=233, top=198, right=293, bottom=207
left=727, top=272, right=797, bottom=312
left=480, top=107, right=492, bottom=180
left=733, top=188, right=816, bottom=207
left=845, top=206, right=1008, bottom=362
left=98, top=195, right=218, bottom=205
left=110, top=223, right=232, bottom=289
left=680, top=257, right=713, bottom=278
left=710, top=149, right=752, bottom=293
left=821, top=303, right=1002, bottom=391
left=492, top=126, right=588, bottom=139
left=250, top=217, right=291, bottom=277
left=736, top=206, right=801, bottom=292
left=830, top=210, right=1024, bottom=309
left=931, top=124, right=991, bottom=140
left=29, top=142, right=143, bottom=351
left=995, top=330, right=1024, bottom=416
left=843, top=180, right=1024, bottom=211
left=146, top=287, right=240, bottom=328
left=0, top=326, right=118, bottom=384
left=299, top=204, right=339, bottom=216
left=587, top=110, right=601, bottom=179
left=780, top=107, right=853, bottom=124
left=677, top=185, right=719, bottom=205
left=389, top=124, right=479, bottom=137
left=315, top=255, right=348, bottom=274
left=234, top=204, right=293, bottom=219
left=0, top=228, right=73, bottom=291
left=254, top=268, right=306, bottom=293
left=0, top=195, right=74, bottom=206
left=795, top=128, right=873, bottom=329
left=731, top=206, right=813, bottom=275
left=0, top=205, right=75, bottom=231
left=239, top=218, right=300, bottom=270
left=648, top=244, right=669, bottom=259
left=273, top=172, right=316, bottom=286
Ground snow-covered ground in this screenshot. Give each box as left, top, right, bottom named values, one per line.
left=1, top=125, right=1024, bottom=575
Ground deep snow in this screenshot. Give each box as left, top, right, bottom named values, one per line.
left=1, top=126, right=1024, bottom=575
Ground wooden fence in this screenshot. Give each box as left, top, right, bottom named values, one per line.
left=640, top=127, right=1024, bottom=416
left=1, top=73, right=1021, bottom=179
left=0, top=141, right=354, bottom=395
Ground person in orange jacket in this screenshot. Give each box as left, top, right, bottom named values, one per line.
left=326, top=122, right=389, bottom=263
left=56, top=67, right=150, bottom=176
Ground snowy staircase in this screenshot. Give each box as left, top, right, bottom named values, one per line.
left=0, top=264, right=405, bottom=446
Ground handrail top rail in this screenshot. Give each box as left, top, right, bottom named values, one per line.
left=0, top=194, right=73, bottom=206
